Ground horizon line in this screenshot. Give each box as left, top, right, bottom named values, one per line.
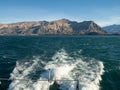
left=0, top=18, right=117, bottom=27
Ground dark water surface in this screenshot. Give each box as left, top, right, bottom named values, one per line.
left=0, top=36, right=120, bottom=90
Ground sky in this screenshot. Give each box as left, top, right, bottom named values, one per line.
left=0, top=0, right=120, bottom=26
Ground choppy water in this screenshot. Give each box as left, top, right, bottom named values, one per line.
left=0, top=36, right=120, bottom=90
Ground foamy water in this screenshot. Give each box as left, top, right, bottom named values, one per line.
left=8, top=49, right=104, bottom=90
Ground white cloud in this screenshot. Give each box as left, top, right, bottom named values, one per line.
left=95, top=16, right=120, bottom=27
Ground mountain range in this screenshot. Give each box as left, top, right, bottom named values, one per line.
left=103, top=24, right=120, bottom=34
left=0, top=19, right=107, bottom=35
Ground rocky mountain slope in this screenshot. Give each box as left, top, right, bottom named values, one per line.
left=0, top=19, right=107, bottom=35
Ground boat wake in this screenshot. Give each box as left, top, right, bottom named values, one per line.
left=8, top=49, right=104, bottom=90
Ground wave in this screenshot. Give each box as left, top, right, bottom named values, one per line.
left=8, top=49, right=104, bottom=90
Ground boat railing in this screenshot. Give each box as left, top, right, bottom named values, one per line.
left=0, top=78, right=80, bottom=90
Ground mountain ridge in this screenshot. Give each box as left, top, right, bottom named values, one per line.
left=0, top=19, right=107, bottom=35
left=103, top=24, right=120, bottom=34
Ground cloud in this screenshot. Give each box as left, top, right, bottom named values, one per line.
left=95, top=16, right=120, bottom=26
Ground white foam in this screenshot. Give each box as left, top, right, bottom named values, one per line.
left=8, top=49, right=104, bottom=90
left=8, top=56, right=42, bottom=90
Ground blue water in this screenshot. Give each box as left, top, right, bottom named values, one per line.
left=0, top=36, right=120, bottom=90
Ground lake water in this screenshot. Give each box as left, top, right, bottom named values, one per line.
left=0, top=36, right=120, bottom=90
